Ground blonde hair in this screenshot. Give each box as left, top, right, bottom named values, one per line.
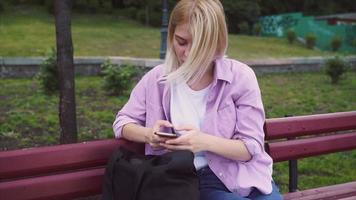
left=164, top=0, right=228, bottom=85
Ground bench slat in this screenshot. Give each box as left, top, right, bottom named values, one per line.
left=0, top=168, right=104, bottom=200
left=267, top=132, right=356, bottom=162
left=265, top=111, right=356, bottom=140
left=0, top=139, right=144, bottom=181
left=283, top=181, right=356, bottom=200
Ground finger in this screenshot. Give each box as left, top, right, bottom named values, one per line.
left=153, top=120, right=173, bottom=132
left=165, top=134, right=189, bottom=145
left=157, top=120, right=173, bottom=128
left=160, top=143, right=191, bottom=151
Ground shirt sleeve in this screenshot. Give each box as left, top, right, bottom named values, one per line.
left=232, top=68, right=266, bottom=159
left=112, top=74, right=148, bottom=138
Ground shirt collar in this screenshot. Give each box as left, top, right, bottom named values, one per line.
left=157, top=57, right=232, bottom=85
left=213, top=57, right=232, bottom=85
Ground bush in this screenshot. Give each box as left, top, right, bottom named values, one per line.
left=43, top=0, right=53, bottom=15
left=253, top=23, right=262, bottom=36
left=0, top=2, right=4, bottom=13
left=352, top=39, right=356, bottom=47
left=330, top=36, right=342, bottom=52
left=120, top=7, right=138, bottom=19
left=135, top=6, right=162, bottom=27
left=305, top=33, right=317, bottom=49
left=325, top=57, right=349, bottom=84
left=101, top=60, right=139, bottom=96
left=36, top=48, right=59, bottom=95
left=286, top=29, right=296, bottom=44
left=238, top=21, right=249, bottom=35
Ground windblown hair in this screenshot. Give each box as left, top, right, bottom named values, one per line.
left=164, top=0, right=228, bottom=85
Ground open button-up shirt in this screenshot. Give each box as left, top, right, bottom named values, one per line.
left=113, top=57, right=273, bottom=197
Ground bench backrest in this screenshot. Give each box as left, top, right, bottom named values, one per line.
left=0, top=111, right=355, bottom=200
left=0, top=139, right=143, bottom=200
left=264, top=111, right=356, bottom=162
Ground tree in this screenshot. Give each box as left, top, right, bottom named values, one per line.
left=112, top=0, right=124, bottom=8
left=54, top=0, right=78, bottom=144
left=222, top=0, right=260, bottom=34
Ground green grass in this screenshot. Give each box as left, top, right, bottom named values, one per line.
left=259, top=72, right=356, bottom=117
left=0, top=5, right=349, bottom=59
left=0, top=71, right=355, bottom=193
left=1, top=4, right=355, bottom=194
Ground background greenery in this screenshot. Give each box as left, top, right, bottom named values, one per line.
left=1, top=72, right=355, bottom=192
left=0, top=4, right=347, bottom=59
left=2, top=0, right=354, bottom=34
left=0, top=0, right=355, bottom=195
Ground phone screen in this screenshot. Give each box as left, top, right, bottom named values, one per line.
left=154, top=131, right=178, bottom=138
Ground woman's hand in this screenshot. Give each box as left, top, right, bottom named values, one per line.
left=160, top=125, right=212, bottom=153
left=146, top=120, right=173, bottom=150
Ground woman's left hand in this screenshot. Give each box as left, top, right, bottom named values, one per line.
left=160, top=125, right=211, bottom=153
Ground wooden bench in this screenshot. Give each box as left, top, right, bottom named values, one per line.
left=264, top=111, right=356, bottom=200
left=0, top=111, right=355, bottom=200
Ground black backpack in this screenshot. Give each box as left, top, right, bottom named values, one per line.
left=102, top=147, right=199, bottom=200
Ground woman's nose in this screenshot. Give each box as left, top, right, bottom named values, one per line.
left=184, top=47, right=190, bottom=57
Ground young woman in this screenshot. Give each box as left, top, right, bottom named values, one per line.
left=113, top=0, right=283, bottom=199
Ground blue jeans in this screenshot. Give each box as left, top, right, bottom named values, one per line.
left=198, top=167, right=283, bottom=200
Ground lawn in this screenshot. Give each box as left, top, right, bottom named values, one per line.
left=0, top=5, right=347, bottom=59
left=1, top=71, right=355, bottom=193
left=1, top=3, right=355, bottom=195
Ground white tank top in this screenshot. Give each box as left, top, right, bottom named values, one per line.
left=170, top=79, right=210, bottom=170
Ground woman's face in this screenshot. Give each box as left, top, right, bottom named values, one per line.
left=173, top=22, right=192, bottom=65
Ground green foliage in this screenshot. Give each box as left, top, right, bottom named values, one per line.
left=0, top=1, right=4, bottom=13
left=305, top=33, right=317, bottom=49
left=2, top=72, right=356, bottom=191
left=222, top=0, right=260, bottom=33
left=101, top=60, right=139, bottom=96
left=286, top=29, right=296, bottom=44
left=119, top=7, right=138, bottom=19
left=253, top=23, right=262, bottom=36
left=35, top=48, right=59, bottom=95
left=238, top=21, right=249, bottom=35
left=330, top=36, right=342, bottom=52
left=0, top=6, right=342, bottom=59
left=352, top=39, right=356, bottom=47
left=44, top=0, right=53, bottom=15
left=325, top=57, right=349, bottom=84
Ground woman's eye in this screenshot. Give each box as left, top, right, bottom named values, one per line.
left=176, top=38, right=187, bottom=46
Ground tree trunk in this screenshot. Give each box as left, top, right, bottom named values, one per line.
left=54, top=0, right=78, bottom=144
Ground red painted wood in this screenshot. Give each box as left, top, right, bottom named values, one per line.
left=0, top=168, right=104, bottom=200
left=284, top=181, right=356, bottom=200
left=265, top=111, right=356, bottom=140
left=0, top=139, right=144, bottom=180
left=267, top=132, right=356, bottom=162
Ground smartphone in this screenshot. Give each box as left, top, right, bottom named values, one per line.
left=154, top=131, right=178, bottom=138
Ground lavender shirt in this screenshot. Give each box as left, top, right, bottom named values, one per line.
left=113, top=57, right=273, bottom=197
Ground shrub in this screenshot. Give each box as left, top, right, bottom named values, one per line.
left=325, top=57, right=349, bottom=84
left=44, top=0, right=54, bottom=15
left=238, top=21, right=249, bottom=35
left=253, top=23, right=262, bottom=36
left=352, top=39, right=356, bottom=47
left=0, top=2, right=4, bottom=13
left=36, top=48, right=59, bottom=95
left=305, top=33, right=317, bottom=49
left=121, top=7, right=138, bottom=19
left=101, top=60, right=139, bottom=96
left=286, top=29, right=296, bottom=44
left=330, top=36, right=342, bottom=52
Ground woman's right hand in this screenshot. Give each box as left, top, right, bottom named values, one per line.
left=145, top=120, right=173, bottom=150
